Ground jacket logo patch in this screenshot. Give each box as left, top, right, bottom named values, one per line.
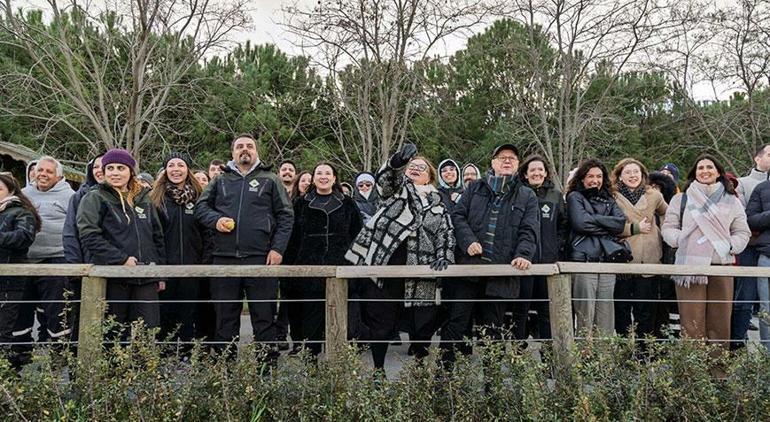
left=541, top=204, right=551, bottom=219
left=135, top=206, right=148, bottom=219
left=185, top=202, right=195, bottom=214
left=249, top=179, right=261, bottom=192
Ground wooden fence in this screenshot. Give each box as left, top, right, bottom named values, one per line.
left=3, top=262, right=769, bottom=380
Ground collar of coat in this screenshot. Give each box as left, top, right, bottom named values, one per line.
left=305, top=189, right=345, bottom=214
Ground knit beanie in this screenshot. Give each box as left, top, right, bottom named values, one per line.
left=356, top=173, right=375, bottom=186
left=660, top=163, right=680, bottom=181
left=138, top=172, right=154, bottom=185
left=164, top=151, right=192, bottom=169
left=102, top=149, right=136, bottom=171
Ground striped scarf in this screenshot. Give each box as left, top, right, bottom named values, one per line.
left=482, top=174, right=513, bottom=262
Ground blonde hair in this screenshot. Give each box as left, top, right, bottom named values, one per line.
left=612, top=158, right=649, bottom=190
left=410, top=155, right=438, bottom=186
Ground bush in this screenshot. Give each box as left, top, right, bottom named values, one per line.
left=2, top=331, right=770, bottom=421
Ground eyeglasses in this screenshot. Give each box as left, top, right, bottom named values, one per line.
left=357, top=182, right=373, bottom=188
left=440, top=166, right=457, bottom=173
left=495, top=156, right=519, bottom=163
left=407, top=163, right=428, bottom=172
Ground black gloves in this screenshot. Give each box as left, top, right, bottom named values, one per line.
left=429, top=258, right=450, bottom=272
left=389, top=143, right=418, bottom=169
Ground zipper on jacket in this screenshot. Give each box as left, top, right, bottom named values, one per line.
left=235, top=175, right=246, bottom=258
left=131, top=206, right=143, bottom=263
left=178, top=205, right=185, bottom=264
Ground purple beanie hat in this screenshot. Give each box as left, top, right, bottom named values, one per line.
left=102, top=149, right=137, bottom=171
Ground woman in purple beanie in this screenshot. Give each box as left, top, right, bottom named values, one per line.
left=75, top=148, right=166, bottom=336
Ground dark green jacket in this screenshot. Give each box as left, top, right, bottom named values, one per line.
left=76, top=184, right=166, bottom=273
left=0, top=201, right=37, bottom=291
left=194, top=161, right=294, bottom=258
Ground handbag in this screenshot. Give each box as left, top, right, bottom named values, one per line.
left=598, top=236, right=633, bottom=263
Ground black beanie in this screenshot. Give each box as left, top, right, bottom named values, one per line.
left=164, top=152, right=192, bottom=169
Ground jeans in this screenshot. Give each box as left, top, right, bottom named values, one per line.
left=757, top=254, right=770, bottom=353
left=731, top=247, right=758, bottom=349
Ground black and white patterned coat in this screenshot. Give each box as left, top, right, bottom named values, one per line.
left=345, top=162, right=455, bottom=306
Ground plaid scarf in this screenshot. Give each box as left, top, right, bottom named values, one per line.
left=673, top=181, right=733, bottom=287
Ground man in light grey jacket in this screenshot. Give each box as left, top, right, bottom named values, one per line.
left=20, top=156, right=75, bottom=345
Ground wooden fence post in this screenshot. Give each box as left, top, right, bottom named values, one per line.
left=547, top=273, right=574, bottom=378
left=78, top=276, right=107, bottom=362
left=325, top=277, right=348, bottom=360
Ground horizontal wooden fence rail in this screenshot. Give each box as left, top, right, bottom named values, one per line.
left=3, top=262, right=770, bottom=381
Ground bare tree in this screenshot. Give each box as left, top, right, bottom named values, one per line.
left=1, top=0, right=250, bottom=162
left=501, top=0, right=674, bottom=187
left=281, top=0, right=503, bottom=172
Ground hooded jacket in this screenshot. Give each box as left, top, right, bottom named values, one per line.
left=195, top=161, right=293, bottom=258
left=566, top=186, right=627, bottom=262
left=22, top=178, right=74, bottom=260
left=461, top=163, right=481, bottom=189
left=353, top=172, right=380, bottom=224
left=76, top=184, right=166, bottom=283
left=25, top=161, right=37, bottom=187
left=438, top=159, right=464, bottom=210
left=62, top=158, right=100, bottom=263
left=648, top=171, right=677, bottom=204
left=0, top=200, right=37, bottom=291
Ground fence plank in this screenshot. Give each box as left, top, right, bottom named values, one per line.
left=0, top=263, right=91, bottom=277
left=78, top=276, right=107, bottom=362
left=336, top=264, right=559, bottom=279
left=88, top=265, right=337, bottom=278
left=547, top=273, right=574, bottom=380
left=325, top=277, right=348, bottom=360
left=557, top=262, right=770, bottom=277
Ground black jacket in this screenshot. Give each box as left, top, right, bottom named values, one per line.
left=451, top=175, right=539, bottom=298
left=158, top=194, right=208, bottom=265
left=62, top=158, right=99, bottom=263
left=77, top=185, right=165, bottom=274
left=353, top=189, right=379, bottom=224
left=566, top=187, right=626, bottom=262
left=438, top=159, right=464, bottom=211
left=286, top=190, right=363, bottom=291
left=526, top=180, right=568, bottom=263
left=0, top=201, right=37, bottom=291
left=746, top=180, right=770, bottom=257
left=195, top=162, right=293, bottom=258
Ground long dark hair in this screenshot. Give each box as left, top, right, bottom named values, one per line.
left=567, top=159, right=613, bottom=195
left=683, top=154, right=736, bottom=195
left=307, top=162, right=343, bottom=194
left=0, top=173, right=42, bottom=232
left=150, top=161, right=203, bottom=209
left=291, top=171, right=312, bottom=199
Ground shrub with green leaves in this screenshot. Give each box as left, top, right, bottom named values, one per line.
left=2, top=330, right=770, bottom=421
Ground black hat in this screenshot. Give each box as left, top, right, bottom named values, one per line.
left=164, top=152, right=192, bottom=169
left=492, top=143, right=520, bottom=159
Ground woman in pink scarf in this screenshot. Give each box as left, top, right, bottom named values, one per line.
left=662, top=155, right=750, bottom=351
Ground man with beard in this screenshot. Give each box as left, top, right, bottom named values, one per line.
left=278, top=160, right=297, bottom=195
left=195, top=134, right=294, bottom=359
left=461, top=163, right=480, bottom=189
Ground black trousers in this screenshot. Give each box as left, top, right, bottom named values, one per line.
left=278, top=280, right=304, bottom=347
left=510, top=276, right=533, bottom=340
left=210, top=255, right=278, bottom=354
left=15, top=257, right=70, bottom=344
left=195, top=278, right=216, bottom=342
left=0, top=289, right=31, bottom=368
left=614, top=275, right=658, bottom=338
left=440, top=279, right=507, bottom=364
left=358, top=278, right=404, bottom=369
left=106, top=280, right=160, bottom=329
left=529, top=275, right=551, bottom=340
left=404, top=306, right=439, bottom=359
left=160, top=278, right=200, bottom=342
left=298, top=285, right=325, bottom=356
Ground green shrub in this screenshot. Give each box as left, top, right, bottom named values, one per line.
left=2, top=330, right=770, bottom=421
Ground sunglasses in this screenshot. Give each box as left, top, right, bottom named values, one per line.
left=357, top=182, right=373, bottom=188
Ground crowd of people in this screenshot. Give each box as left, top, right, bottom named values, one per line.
left=2, top=133, right=770, bottom=372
